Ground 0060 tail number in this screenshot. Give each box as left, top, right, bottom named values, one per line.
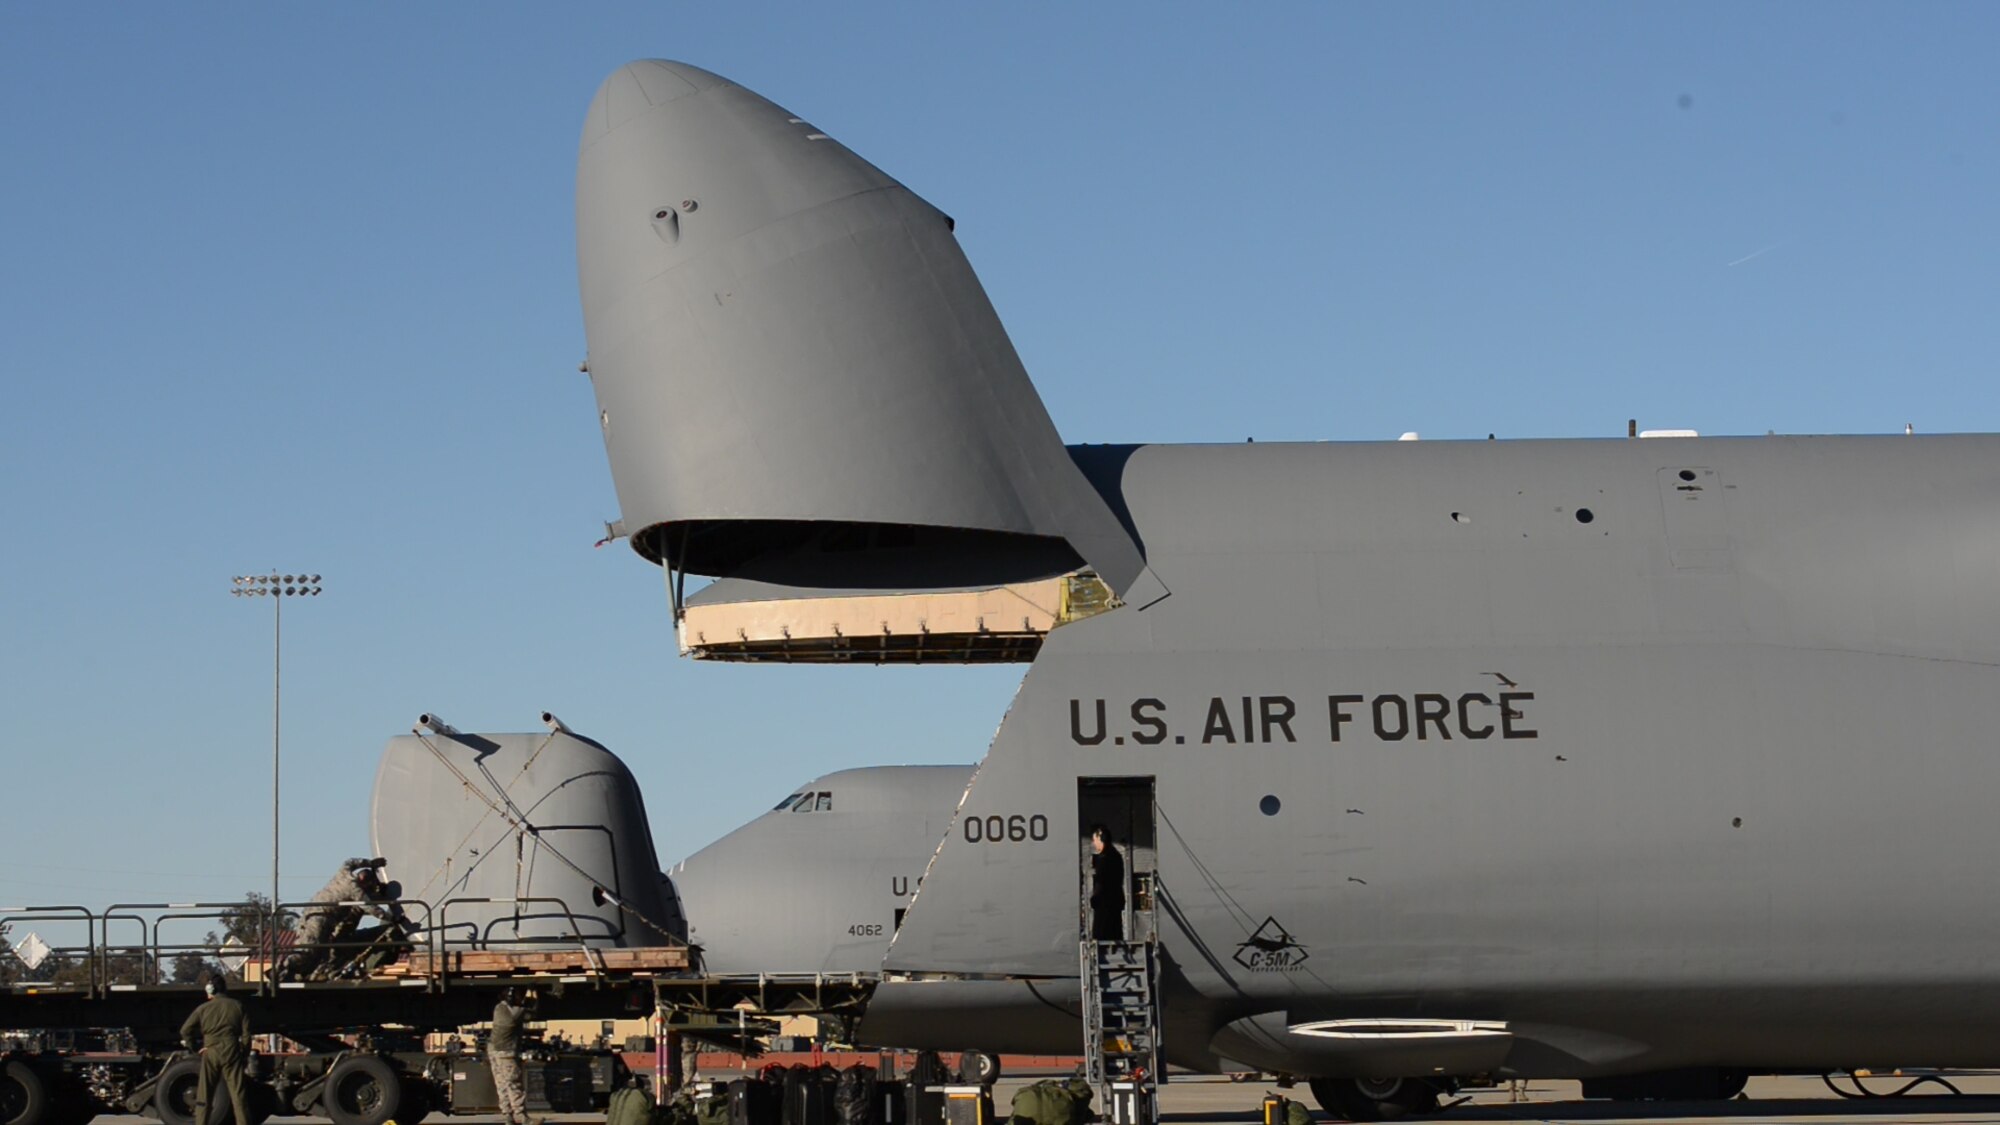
left=964, top=813, right=1049, bottom=843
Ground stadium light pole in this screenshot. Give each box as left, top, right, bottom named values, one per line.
left=231, top=572, right=322, bottom=951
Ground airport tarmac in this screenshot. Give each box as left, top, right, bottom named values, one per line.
left=1098, top=1073, right=2000, bottom=1123
left=78, top=1072, right=2000, bottom=1125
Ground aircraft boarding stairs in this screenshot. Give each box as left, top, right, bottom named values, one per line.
left=1081, top=876, right=1161, bottom=1125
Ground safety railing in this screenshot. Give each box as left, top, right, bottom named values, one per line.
left=0, top=905, right=101, bottom=989
left=435, top=895, right=620, bottom=951
left=2, top=892, right=666, bottom=997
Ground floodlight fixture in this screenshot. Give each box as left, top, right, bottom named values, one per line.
left=229, top=568, right=325, bottom=945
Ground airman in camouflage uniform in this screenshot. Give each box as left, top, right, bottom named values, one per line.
left=490, top=987, right=535, bottom=1125
left=283, top=857, right=406, bottom=980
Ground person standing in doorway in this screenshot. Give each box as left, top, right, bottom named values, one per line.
left=1089, top=825, right=1126, bottom=941
left=491, top=986, right=534, bottom=1125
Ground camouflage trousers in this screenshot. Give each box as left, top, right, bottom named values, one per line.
left=492, top=1053, right=527, bottom=1124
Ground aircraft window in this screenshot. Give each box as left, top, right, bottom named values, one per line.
left=773, top=793, right=803, bottom=811
left=792, top=795, right=815, bottom=813
left=815, top=791, right=833, bottom=812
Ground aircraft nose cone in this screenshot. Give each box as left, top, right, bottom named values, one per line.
left=575, top=58, right=900, bottom=320
left=572, top=60, right=1161, bottom=601
left=579, top=60, right=728, bottom=150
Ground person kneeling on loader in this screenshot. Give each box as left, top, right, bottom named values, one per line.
left=284, top=857, right=412, bottom=980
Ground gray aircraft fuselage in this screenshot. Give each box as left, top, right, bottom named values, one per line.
left=574, top=60, right=2000, bottom=1082
left=879, top=433, right=2000, bottom=1077
left=671, top=765, right=971, bottom=975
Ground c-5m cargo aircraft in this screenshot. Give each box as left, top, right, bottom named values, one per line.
left=575, top=59, right=2000, bottom=1119
left=670, top=766, right=972, bottom=976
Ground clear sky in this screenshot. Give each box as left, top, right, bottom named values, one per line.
left=2, top=4, right=1994, bottom=917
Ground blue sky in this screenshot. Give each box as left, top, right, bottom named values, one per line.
left=2, top=4, right=1994, bottom=917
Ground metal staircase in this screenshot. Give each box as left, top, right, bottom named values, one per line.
left=1081, top=881, right=1161, bottom=1125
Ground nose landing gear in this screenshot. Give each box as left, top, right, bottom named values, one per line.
left=1308, top=1076, right=1441, bottom=1122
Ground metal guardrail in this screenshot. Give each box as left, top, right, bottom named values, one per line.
left=0, top=905, right=99, bottom=991
left=436, top=895, right=619, bottom=951
left=3, top=893, right=646, bottom=996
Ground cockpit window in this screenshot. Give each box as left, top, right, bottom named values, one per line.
left=814, top=791, right=833, bottom=812
left=774, top=790, right=834, bottom=813
left=773, top=793, right=803, bottom=811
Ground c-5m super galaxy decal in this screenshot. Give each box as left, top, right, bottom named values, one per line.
left=1234, top=917, right=1310, bottom=973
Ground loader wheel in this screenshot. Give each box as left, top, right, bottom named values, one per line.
left=957, top=1051, right=1002, bottom=1085
left=152, top=1060, right=204, bottom=1125
left=1310, top=1077, right=1439, bottom=1122
left=151, top=1058, right=267, bottom=1125
left=3, top=1060, right=51, bottom=1125
left=323, top=1056, right=403, bottom=1125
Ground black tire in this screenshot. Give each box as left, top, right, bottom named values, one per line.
left=322, top=1056, right=404, bottom=1125
left=152, top=1060, right=205, bottom=1125
left=1718, top=1070, right=1749, bottom=1100
left=957, top=1052, right=1002, bottom=1086
left=157, top=1060, right=266, bottom=1125
left=3, top=1060, right=51, bottom=1125
left=1309, top=1077, right=1439, bottom=1122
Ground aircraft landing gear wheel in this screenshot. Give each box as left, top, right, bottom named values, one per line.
left=957, top=1051, right=1002, bottom=1086
left=1310, top=1077, right=1440, bottom=1122
left=4, top=1060, right=52, bottom=1125
left=322, top=1056, right=403, bottom=1125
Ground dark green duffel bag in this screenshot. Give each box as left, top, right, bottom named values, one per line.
left=607, top=1085, right=655, bottom=1125
left=1009, top=1078, right=1092, bottom=1125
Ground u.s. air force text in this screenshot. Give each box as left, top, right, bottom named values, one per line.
left=1068, top=691, right=1537, bottom=746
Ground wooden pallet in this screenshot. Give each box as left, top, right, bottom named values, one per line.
left=377, top=946, right=690, bottom=978
left=677, top=571, right=1120, bottom=664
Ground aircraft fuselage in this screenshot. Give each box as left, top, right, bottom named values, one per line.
left=573, top=58, right=2000, bottom=1082
left=881, top=433, right=2000, bottom=1076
